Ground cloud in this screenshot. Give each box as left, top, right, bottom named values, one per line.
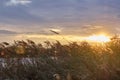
left=0, top=30, right=17, bottom=34
left=0, top=0, right=120, bottom=37
left=80, top=25, right=106, bottom=35
left=82, top=25, right=103, bottom=30
left=6, top=0, right=32, bottom=6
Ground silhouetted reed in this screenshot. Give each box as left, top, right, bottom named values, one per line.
left=0, top=37, right=120, bottom=80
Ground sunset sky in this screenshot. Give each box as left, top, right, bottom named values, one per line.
left=0, top=0, right=120, bottom=43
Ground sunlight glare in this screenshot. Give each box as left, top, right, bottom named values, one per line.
left=86, top=34, right=110, bottom=42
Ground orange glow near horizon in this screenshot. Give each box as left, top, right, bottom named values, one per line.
left=14, top=33, right=111, bottom=43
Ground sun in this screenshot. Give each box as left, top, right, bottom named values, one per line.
left=86, top=34, right=110, bottom=42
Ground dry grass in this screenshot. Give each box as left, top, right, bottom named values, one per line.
left=0, top=38, right=120, bottom=80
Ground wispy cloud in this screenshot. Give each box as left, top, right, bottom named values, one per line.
left=5, top=0, right=32, bottom=6
left=0, top=0, right=120, bottom=42
left=0, top=30, right=17, bottom=34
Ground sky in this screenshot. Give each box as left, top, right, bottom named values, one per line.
left=0, top=0, right=120, bottom=43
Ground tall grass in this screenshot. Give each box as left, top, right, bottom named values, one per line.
left=0, top=38, right=120, bottom=80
